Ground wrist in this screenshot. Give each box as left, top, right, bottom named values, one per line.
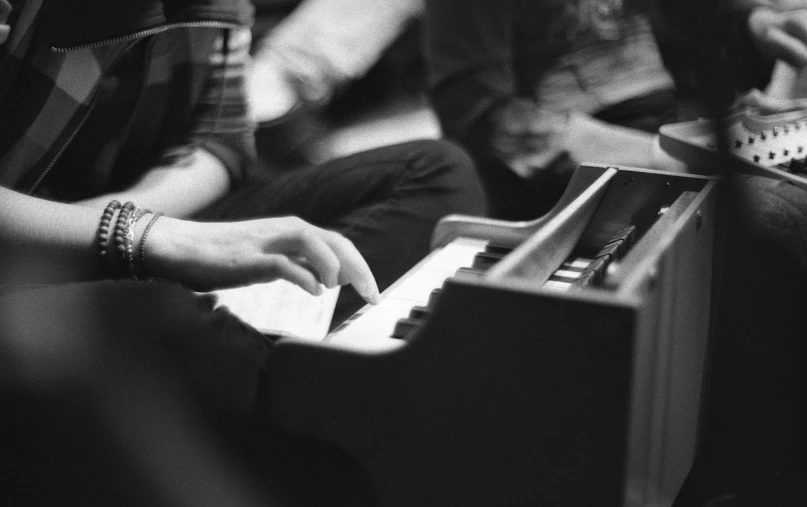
left=142, top=216, right=199, bottom=283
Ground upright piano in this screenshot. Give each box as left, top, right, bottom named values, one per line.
left=265, top=164, right=720, bottom=507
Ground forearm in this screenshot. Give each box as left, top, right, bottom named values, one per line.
left=76, top=148, right=231, bottom=218
left=561, top=112, right=655, bottom=168
left=0, top=187, right=101, bottom=283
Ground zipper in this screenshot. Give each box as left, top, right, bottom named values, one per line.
left=50, top=21, right=238, bottom=53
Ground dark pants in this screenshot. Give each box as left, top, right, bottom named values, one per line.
left=675, top=175, right=807, bottom=507
left=0, top=140, right=486, bottom=506
left=199, top=139, right=486, bottom=324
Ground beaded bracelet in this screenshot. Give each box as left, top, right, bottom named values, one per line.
left=138, top=212, right=163, bottom=281
left=112, top=202, right=136, bottom=278
left=97, top=200, right=122, bottom=278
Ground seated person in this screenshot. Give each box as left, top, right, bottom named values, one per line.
left=637, top=2, right=807, bottom=505
left=424, top=0, right=680, bottom=219
left=248, top=0, right=425, bottom=165
left=249, top=0, right=424, bottom=122
left=0, top=0, right=484, bottom=503
left=423, top=0, right=807, bottom=219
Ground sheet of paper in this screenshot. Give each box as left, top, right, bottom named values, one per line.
left=209, top=281, right=340, bottom=341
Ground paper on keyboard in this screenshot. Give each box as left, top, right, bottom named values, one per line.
left=209, top=281, right=340, bottom=341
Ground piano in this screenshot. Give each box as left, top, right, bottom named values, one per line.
left=660, top=106, right=807, bottom=190
left=265, top=164, right=720, bottom=507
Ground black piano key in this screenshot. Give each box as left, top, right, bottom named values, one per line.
left=391, top=318, right=421, bottom=339
left=484, top=243, right=513, bottom=256
left=596, top=242, right=620, bottom=261
left=569, top=225, right=636, bottom=288
left=471, top=252, right=504, bottom=271
left=427, top=288, right=442, bottom=309
left=409, top=305, right=430, bottom=320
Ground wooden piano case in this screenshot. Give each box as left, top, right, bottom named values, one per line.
left=265, top=164, right=721, bottom=507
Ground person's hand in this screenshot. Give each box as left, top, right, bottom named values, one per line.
left=144, top=216, right=381, bottom=304
left=733, top=87, right=807, bottom=114
left=748, top=1, right=807, bottom=68
left=486, top=97, right=568, bottom=178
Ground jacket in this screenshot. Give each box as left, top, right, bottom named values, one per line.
left=0, top=0, right=255, bottom=195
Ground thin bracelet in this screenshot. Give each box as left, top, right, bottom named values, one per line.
left=97, top=200, right=122, bottom=277
left=138, top=212, right=163, bottom=281
left=125, top=207, right=149, bottom=280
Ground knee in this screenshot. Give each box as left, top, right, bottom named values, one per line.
left=734, top=176, right=807, bottom=275
left=403, top=139, right=489, bottom=217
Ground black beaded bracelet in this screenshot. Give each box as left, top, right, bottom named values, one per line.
left=97, top=200, right=122, bottom=278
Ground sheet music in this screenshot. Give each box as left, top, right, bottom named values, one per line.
left=209, top=281, right=341, bottom=341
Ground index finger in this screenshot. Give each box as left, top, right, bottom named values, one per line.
left=322, top=231, right=381, bottom=304
left=771, top=26, right=807, bottom=66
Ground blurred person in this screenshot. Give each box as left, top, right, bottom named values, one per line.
left=248, top=0, right=424, bottom=122
left=247, top=0, right=424, bottom=165
left=0, top=0, right=484, bottom=503
left=424, top=0, right=680, bottom=219
left=0, top=0, right=484, bottom=318
left=633, top=1, right=807, bottom=506
left=658, top=4, right=807, bottom=506
left=423, top=0, right=807, bottom=219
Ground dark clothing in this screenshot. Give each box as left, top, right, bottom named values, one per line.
left=38, top=41, right=149, bottom=201
left=423, top=0, right=677, bottom=219
left=653, top=0, right=774, bottom=103
left=422, top=0, right=773, bottom=220
left=0, top=0, right=255, bottom=193
left=0, top=1, right=487, bottom=504
left=674, top=175, right=807, bottom=507
left=1, top=138, right=486, bottom=507
left=0, top=281, right=280, bottom=507
left=424, top=0, right=675, bottom=145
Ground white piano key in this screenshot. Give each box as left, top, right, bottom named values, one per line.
left=543, top=280, right=572, bottom=291
left=328, top=297, right=418, bottom=345
left=553, top=269, right=581, bottom=279
left=328, top=237, right=490, bottom=345
left=386, top=268, right=458, bottom=303
left=565, top=258, right=592, bottom=269
left=419, top=238, right=489, bottom=272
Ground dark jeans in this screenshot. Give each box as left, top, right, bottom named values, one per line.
left=198, top=139, right=486, bottom=324
left=675, top=175, right=807, bottom=507
left=0, top=139, right=486, bottom=506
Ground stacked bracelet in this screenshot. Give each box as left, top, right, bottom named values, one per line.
left=96, top=200, right=163, bottom=281
left=97, top=200, right=122, bottom=278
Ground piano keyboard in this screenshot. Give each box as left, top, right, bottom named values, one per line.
left=328, top=226, right=637, bottom=345
left=328, top=237, right=490, bottom=346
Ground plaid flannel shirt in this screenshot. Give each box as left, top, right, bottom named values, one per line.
left=0, top=0, right=256, bottom=194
